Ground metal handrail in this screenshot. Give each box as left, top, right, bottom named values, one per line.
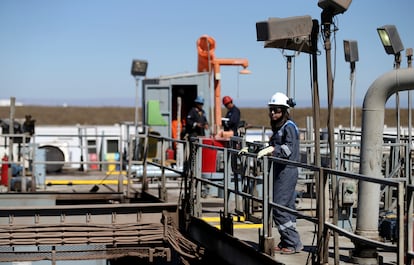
left=180, top=133, right=411, bottom=264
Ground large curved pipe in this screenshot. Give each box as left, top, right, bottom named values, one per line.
left=196, top=35, right=250, bottom=135
left=197, top=35, right=216, bottom=73
left=356, top=68, right=414, bottom=242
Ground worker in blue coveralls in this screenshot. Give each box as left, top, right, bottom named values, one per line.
left=221, top=95, right=241, bottom=136
left=185, top=96, right=209, bottom=138
left=263, top=92, right=303, bottom=254
left=241, top=92, right=302, bottom=254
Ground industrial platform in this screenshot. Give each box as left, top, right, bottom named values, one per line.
left=5, top=171, right=393, bottom=265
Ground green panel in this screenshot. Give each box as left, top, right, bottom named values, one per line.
left=147, top=100, right=168, bottom=126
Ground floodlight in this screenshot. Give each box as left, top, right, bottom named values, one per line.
left=318, top=0, right=352, bottom=15
left=343, top=40, right=359, bottom=63
left=131, top=59, right=148, bottom=77
left=377, top=25, right=404, bottom=55
left=256, top=15, right=315, bottom=53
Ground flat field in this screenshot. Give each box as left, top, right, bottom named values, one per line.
left=0, top=106, right=410, bottom=129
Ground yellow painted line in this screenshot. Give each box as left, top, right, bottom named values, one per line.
left=202, top=216, right=261, bottom=229
left=213, top=223, right=263, bottom=229
left=46, top=180, right=130, bottom=185
left=201, top=216, right=246, bottom=222
left=105, top=171, right=127, bottom=175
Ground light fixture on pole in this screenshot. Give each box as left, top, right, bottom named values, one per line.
left=256, top=15, right=315, bottom=99
left=377, top=25, right=404, bottom=56
left=130, top=59, right=148, bottom=135
left=343, top=40, right=358, bottom=63
left=130, top=59, right=148, bottom=165
left=352, top=24, right=404, bottom=265
left=131, top=59, right=148, bottom=77
left=377, top=25, right=405, bottom=183
left=317, top=2, right=352, bottom=264
left=256, top=15, right=315, bottom=54
left=317, top=0, right=352, bottom=16
left=343, top=40, right=358, bottom=129
left=376, top=25, right=404, bottom=139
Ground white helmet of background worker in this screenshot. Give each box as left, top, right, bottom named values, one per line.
left=268, top=92, right=295, bottom=108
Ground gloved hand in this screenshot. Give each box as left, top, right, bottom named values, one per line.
left=238, top=147, right=249, bottom=156
left=257, top=146, right=275, bottom=159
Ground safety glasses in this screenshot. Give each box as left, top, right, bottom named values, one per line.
left=269, top=107, right=283, bottom=114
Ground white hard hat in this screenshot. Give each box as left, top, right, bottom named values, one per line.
left=268, top=92, right=290, bottom=107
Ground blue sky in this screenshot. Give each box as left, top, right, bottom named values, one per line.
left=1, top=0, right=413, bottom=108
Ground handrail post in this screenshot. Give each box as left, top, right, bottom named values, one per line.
left=397, top=181, right=405, bottom=265
left=160, top=137, right=167, bottom=201
left=261, top=156, right=274, bottom=255
left=223, top=148, right=229, bottom=216
left=317, top=167, right=328, bottom=264
left=194, top=139, right=202, bottom=217
left=407, top=185, right=414, bottom=265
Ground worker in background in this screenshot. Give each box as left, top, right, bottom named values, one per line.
left=239, top=91, right=302, bottom=254
left=22, top=115, right=36, bottom=136
left=184, top=96, right=209, bottom=138
left=221, top=96, right=241, bottom=137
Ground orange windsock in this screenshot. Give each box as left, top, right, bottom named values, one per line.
left=197, top=35, right=216, bottom=72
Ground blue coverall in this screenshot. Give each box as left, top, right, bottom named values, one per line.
left=269, top=119, right=303, bottom=251
left=223, top=105, right=240, bottom=136
left=185, top=106, right=208, bottom=137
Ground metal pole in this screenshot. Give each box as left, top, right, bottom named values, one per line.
left=321, top=10, right=337, bottom=265
left=8, top=97, right=15, bottom=191
left=134, top=77, right=141, bottom=163
left=309, top=18, right=325, bottom=264
left=350, top=62, right=356, bottom=129
left=407, top=48, right=413, bottom=185
left=127, top=136, right=133, bottom=198
left=395, top=53, right=401, bottom=170
left=134, top=77, right=140, bottom=136
left=286, top=55, right=293, bottom=98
